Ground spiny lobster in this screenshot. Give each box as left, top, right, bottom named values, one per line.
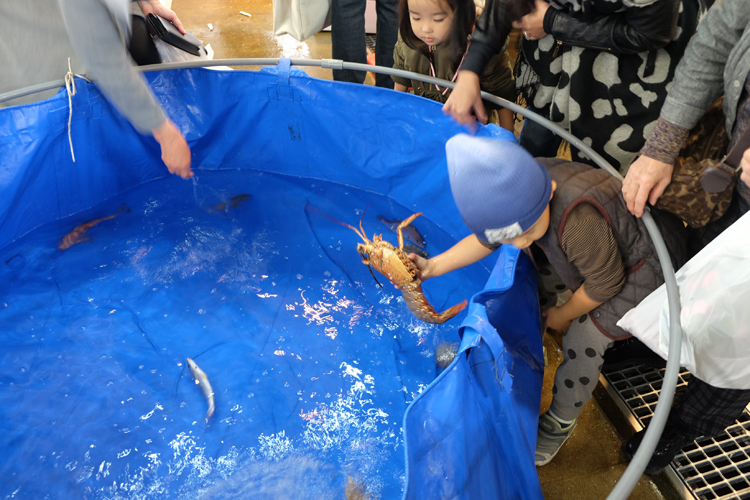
left=350, top=212, right=467, bottom=324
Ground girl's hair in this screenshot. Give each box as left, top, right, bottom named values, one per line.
left=398, top=0, right=475, bottom=71
left=398, top=0, right=536, bottom=70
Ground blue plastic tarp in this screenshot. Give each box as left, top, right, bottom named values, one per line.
left=404, top=245, right=544, bottom=499
left=0, top=60, right=543, bottom=499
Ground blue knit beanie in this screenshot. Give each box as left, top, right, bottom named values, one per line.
left=446, top=134, right=552, bottom=244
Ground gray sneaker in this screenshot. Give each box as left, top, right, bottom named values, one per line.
left=535, top=412, right=577, bottom=466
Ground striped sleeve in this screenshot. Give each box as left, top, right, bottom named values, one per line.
left=560, top=203, right=625, bottom=303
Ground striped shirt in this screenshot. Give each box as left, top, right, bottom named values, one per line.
left=480, top=202, right=626, bottom=302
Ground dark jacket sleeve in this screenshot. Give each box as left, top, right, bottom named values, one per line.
left=543, top=0, right=680, bottom=55
left=463, top=0, right=514, bottom=76
left=479, top=47, right=516, bottom=108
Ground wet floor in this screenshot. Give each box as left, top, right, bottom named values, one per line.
left=165, top=2, right=681, bottom=498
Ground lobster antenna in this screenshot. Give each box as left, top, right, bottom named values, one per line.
left=359, top=203, right=371, bottom=239
left=367, top=265, right=383, bottom=288
left=305, top=202, right=366, bottom=241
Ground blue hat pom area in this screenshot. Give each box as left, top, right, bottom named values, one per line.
left=446, top=134, right=553, bottom=243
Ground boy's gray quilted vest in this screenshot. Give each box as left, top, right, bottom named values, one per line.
left=536, top=158, right=687, bottom=340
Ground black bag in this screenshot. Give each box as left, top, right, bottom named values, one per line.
left=145, top=14, right=202, bottom=56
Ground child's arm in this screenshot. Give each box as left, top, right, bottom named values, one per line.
left=410, top=235, right=494, bottom=280
left=391, top=38, right=412, bottom=93
left=547, top=203, right=626, bottom=333
left=498, top=109, right=514, bottom=132
left=544, top=285, right=602, bottom=334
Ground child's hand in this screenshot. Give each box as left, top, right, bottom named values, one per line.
left=408, top=253, right=432, bottom=280
left=542, top=306, right=572, bottom=334
left=393, top=253, right=432, bottom=290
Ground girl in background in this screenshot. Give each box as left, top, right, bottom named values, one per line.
left=392, top=0, right=516, bottom=131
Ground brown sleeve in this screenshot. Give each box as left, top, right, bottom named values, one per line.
left=560, top=203, right=626, bottom=303
left=392, top=39, right=411, bottom=88
left=640, top=116, right=691, bottom=165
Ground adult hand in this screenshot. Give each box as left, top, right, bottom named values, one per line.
left=622, top=155, right=673, bottom=217
left=138, top=0, right=186, bottom=34
left=511, top=0, right=549, bottom=41
left=442, top=70, right=486, bottom=128
left=152, top=119, right=193, bottom=179
left=740, top=148, right=750, bottom=189
left=542, top=305, right=572, bottom=334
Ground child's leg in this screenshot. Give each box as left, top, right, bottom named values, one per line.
left=549, top=314, right=614, bottom=421
left=536, top=259, right=567, bottom=313
left=535, top=315, right=613, bottom=465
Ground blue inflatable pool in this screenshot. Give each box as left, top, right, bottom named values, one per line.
left=0, top=61, right=543, bottom=499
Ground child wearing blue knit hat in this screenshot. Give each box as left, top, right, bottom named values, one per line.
left=409, top=134, right=687, bottom=466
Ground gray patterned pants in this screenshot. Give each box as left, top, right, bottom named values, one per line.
left=538, top=261, right=614, bottom=421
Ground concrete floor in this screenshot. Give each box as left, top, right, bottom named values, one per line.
left=170, top=2, right=682, bottom=498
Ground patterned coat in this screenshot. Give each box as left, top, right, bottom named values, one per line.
left=516, top=0, right=700, bottom=172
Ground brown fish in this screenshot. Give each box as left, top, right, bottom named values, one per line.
left=403, top=243, right=429, bottom=260
left=57, top=204, right=130, bottom=250
left=376, top=215, right=426, bottom=248
left=345, top=477, right=374, bottom=500
left=207, top=194, right=251, bottom=214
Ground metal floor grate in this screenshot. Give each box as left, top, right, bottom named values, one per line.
left=601, top=364, right=750, bottom=500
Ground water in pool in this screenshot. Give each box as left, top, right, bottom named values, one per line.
left=0, top=170, right=492, bottom=499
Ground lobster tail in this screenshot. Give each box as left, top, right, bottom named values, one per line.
left=401, top=283, right=468, bottom=324
left=435, top=300, right=468, bottom=324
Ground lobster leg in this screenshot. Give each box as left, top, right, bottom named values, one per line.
left=396, top=212, right=423, bottom=250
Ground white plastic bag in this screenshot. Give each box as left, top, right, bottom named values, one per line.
left=617, top=210, right=750, bottom=389
left=273, top=0, right=332, bottom=42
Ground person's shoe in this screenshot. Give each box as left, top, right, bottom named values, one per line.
left=535, top=412, right=578, bottom=466
left=602, top=337, right=666, bottom=372
left=622, top=425, right=694, bottom=475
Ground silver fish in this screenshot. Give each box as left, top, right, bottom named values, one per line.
left=187, top=357, right=215, bottom=421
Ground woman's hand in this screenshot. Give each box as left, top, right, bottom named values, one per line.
left=542, top=305, right=572, bottom=334
left=442, top=71, right=486, bottom=128
left=152, top=119, right=193, bottom=179
left=138, top=0, right=186, bottom=34
left=622, top=155, right=674, bottom=217
left=511, top=0, right=549, bottom=41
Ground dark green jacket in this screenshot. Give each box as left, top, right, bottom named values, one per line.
left=392, top=35, right=515, bottom=109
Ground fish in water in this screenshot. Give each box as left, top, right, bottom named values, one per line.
left=207, top=194, right=251, bottom=214
left=345, top=477, right=374, bottom=500
left=403, top=243, right=429, bottom=260
left=186, top=357, right=215, bottom=421
left=435, top=341, right=459, bottom=370
left=58, top=203, right=130, bottom=250
left=376, top=215, right=426, bottom=248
